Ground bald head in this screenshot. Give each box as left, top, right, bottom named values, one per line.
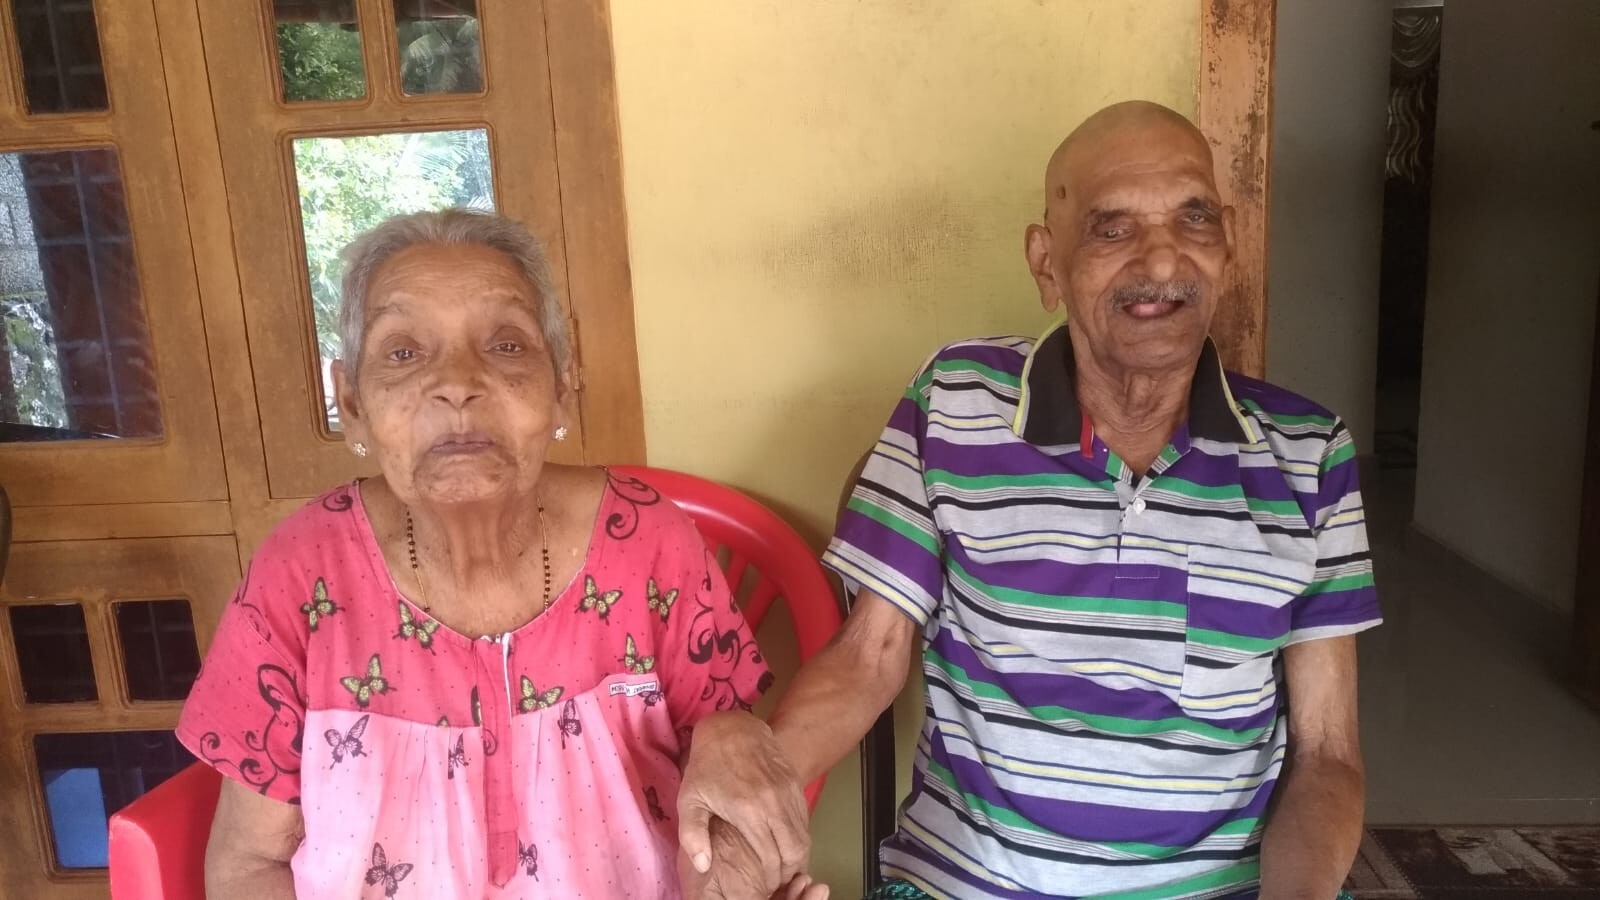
left=1046, top=101, right=1217, bottom=214
left=1023, top=100, right=1235, bottom=380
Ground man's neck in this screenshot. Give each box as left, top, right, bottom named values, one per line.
left=1075, top=360, right=1191, bottom=476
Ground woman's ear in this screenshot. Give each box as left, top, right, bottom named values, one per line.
left=331, top=359, right=372, bottom=450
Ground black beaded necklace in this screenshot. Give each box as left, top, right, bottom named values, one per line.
left=405, top=500, right=553, bottom=614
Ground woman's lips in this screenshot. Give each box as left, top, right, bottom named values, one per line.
left=429, top=432, right=496, bottom=454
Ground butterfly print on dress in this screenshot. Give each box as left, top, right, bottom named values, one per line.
left=301, top=578, right=339, bottom=632
left=446, top=734, right=467, bottom=779
left=395, top=602, right=439, bottom=651
left=557, top=698, right=582, bottom=748
left=340, top=654, right=391, bottom=708
left=365, top=843, right=414, bottom=897
left=621, top=634, right=655, bottom=674
left=325, top=714, right=369, bottom=767
left=579, top=575, right=621, bottom=621
left=518, top=840, right=539, bottom=880
left=646, top=578, right=679, bottom=623
left=197, top=662, right=305, bottom=802
left=518, top=676, right=563, bottom=713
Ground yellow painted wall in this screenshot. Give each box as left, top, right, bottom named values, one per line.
left=610, top=2, right=1200, bottom=893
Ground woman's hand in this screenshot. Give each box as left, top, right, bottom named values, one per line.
left=679, top=817, right=829, bottom=900
left=678, top=710, right=812, bottom=896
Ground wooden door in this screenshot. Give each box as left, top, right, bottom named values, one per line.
left=0, top=536, right=239, bottom=897
left=198, top=0, right=644, bottom=502
left=0, top=0, right=228, bottom=505
left=0, top=2, right=644, bottom=893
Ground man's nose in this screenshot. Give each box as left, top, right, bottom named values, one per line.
left=1133, top=225, right=1181, bottom=283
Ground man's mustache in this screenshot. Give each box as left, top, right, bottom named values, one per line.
left=1111, top=280, right=1200, bottom=308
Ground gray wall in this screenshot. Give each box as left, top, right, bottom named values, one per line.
left=1265, top=0, right=1392, bottom=454
left=1413, top=0, right=1600, bottom=611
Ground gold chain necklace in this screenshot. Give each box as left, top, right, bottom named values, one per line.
left=405, top=499, right=552, bottom=615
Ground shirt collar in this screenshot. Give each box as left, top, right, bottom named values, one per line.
left=1011, top=320, right=1257, bottom=447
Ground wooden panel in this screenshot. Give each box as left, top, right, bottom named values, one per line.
left=1199, top=0, right=1276, bottom=379
left=11, top=502, right=233, bottom=543
left=544, top=0, right=646, bottom=465
left=0, top=536, right=239, bottom=897
left=0, top=0, right=229, bottom=506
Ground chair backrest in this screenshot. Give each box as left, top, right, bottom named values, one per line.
left=108, top=467, right=843, bottom=898
left=612, top=466, right=845, bottom=807
left=107, top=760, right=219, bottom=900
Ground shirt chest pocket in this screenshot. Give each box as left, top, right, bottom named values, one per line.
left=1180, top=545, right=1313, bottom=724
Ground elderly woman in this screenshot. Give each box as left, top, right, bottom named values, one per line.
left=177, top=209, right=779, bottom=898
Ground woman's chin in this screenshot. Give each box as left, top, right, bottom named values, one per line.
left=410, top=459, right=525, bottom=507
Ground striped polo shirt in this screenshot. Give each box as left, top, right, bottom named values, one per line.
left=823, top=323, right=1381, bottom=900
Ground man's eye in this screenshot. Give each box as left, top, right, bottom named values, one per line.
left=1099, top=228, right=1128, bottom=240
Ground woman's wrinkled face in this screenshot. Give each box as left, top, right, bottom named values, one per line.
left=334, top=242, right=568, bottom=507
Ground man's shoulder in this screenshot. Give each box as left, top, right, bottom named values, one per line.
left=920, top=335, right=1036, bottom=383
left=1224, top=371, right=1344, bottom=438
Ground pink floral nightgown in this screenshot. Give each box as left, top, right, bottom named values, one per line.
left=177, top=472, right=772, bottom=899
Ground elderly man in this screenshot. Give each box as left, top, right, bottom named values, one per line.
left=679, top=101, right=1380, bottom=900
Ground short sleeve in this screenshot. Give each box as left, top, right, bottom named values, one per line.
left=655, top=509, right=773, bottom=731
left=822, top=362, right=944, bottom=626
left=176, top=556, right=310, bottom=805
left=1286, top=419, right=1383, bottom=645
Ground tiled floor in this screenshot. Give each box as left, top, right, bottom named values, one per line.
left=1358, top=470, right=1600, bottom=825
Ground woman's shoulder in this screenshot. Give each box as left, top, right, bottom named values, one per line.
left=253, top=482, right=368, bottom=557
left=593, top=467, right=705, bottom=544
left=239, top=483, right=380, bottom=602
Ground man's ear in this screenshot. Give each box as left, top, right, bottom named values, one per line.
left=1221, top=204, right=1238, bottom=264
left=1025, top=223, right=1064, bottom=313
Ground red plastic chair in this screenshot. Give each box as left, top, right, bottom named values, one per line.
left=109, top=466, right=842, bottom=898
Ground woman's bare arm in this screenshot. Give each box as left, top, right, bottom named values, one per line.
left=205, top=779, right=304, bottom=899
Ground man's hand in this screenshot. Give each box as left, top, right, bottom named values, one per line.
left=679, top=817, right=830, bottom=900
left=679, top=710, right=811, bottom=894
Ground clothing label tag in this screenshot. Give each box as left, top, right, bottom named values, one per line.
left=609, top=679, right=660, bottom=697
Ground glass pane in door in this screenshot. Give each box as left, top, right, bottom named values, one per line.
left=34, top=731, right=196, bottom=869
left=0, top=148, right=160, bottom=441
left=393, top=0, right=483, bottom=95
left=272, top=0, right=367, bottom=102
left=9, top=0, right=109, bottom=114
left=9, top=602, right=97, bottom=703
left=291, top=128, right=494, bottom=429
left=114, top=599, right=202, bottom=701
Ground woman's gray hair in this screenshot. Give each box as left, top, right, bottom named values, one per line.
left=337, top=208, right=569, bottom=385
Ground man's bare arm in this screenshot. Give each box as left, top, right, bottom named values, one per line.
left=1259, top=636, right=1365, bottom=899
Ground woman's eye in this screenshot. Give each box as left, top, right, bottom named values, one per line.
left=493, top=341, right=523, bottom=354
left=388, top=347, right=417, bottom=363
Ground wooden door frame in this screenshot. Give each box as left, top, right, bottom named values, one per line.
left=1200, top=0, right=1276, bottom=379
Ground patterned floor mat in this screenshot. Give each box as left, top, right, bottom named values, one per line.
left=1345, top=826, right=1600, bottom=899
